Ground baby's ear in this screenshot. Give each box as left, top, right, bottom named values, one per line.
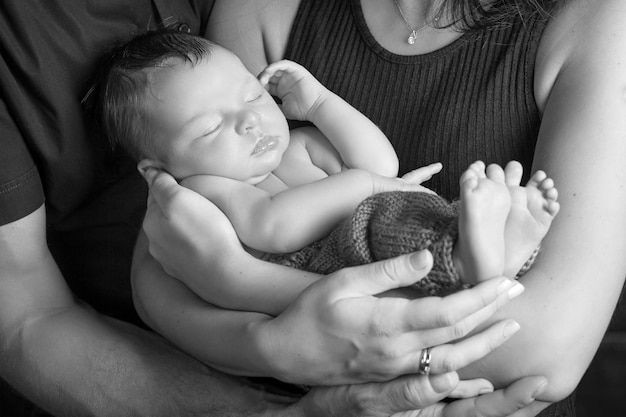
left=137, top=158, right=165, bottom=174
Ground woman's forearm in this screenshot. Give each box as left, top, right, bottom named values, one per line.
left=459, top=1, right=626, bottom=400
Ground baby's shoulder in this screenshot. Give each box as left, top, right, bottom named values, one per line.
left=288, top=126, right=343, bottom=170
left=274, top=127, right=343, bottom=185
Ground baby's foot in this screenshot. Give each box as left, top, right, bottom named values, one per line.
left=454, top=161, right=510, bottom=285
left=502, top=161, right=560, bottom=278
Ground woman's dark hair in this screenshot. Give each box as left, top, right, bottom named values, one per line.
left=83, top=29, right=214, bottom=161
left=437, top=0, right=560, bottom=31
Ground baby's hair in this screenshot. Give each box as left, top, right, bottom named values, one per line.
left=83, top=29, right=215, bottom=161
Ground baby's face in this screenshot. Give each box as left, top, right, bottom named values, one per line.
left=151, top=46, right=289, bottom=183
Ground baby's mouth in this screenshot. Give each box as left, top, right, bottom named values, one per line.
left=252, top=135, right=278, bottom=155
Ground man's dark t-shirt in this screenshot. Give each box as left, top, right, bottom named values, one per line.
left=0, top=0, right=213, bottom=323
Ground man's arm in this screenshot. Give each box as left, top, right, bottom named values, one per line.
left=0, top=205, right=294, bottom=416
left=1, top=203, right=541, bottom=417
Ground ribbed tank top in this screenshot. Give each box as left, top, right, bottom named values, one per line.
left=285, top=0, right=546, bottom=201
left=285, top=3, right=577, bottom=415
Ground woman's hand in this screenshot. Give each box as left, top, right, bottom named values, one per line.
left=256, top=251, right=525, bottom=385
left=139, top=168, right=525, bottom=387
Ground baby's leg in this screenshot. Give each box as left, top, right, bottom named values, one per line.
left=454, top=161, right=511, bottom=285
left=502, top=161, right=560, bottom=278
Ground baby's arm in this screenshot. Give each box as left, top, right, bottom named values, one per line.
left=259, top=60, right=399, bottom=177
left=182, top=167, right=438, bottom=255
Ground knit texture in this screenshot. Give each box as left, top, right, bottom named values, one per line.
left=267, top=191, right=463, bottom=295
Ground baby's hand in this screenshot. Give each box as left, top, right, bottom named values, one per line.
left=401, top=163, right=443, bottom=184
left=370, top=163, right=443, bottom=195
left=258, top=60, right=327, bottom=121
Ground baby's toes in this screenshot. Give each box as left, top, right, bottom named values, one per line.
left=544, top=187, right=558, bottom=202
left=527, top=170, right=548, bottom=188
left=468, top=161, right=486, bottom=178
left=486, top=163, right=506, bottom=183
left=460, top=172, right=479, bottom=194
left=545, top=200, right=560, bottom=217
left=504, top=161, right=524, bottom=187
left=539, top=177, right=555, bottom=192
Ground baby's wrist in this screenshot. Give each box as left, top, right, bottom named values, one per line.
left=306, top=89, right=330, bottom=123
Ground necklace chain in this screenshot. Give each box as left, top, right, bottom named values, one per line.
left=392, top=0, right=434, bottom=45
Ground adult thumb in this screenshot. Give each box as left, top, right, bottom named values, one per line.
left=139, top=167, right=180, bottom=215
left=332, top=250, right=433, bottom=297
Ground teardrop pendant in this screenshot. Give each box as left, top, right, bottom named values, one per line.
left=407, top=30, right=417, bottom=44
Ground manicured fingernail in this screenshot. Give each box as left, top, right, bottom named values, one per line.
left=508, top=282, right=525, bottom=299
left=502, top=320, right=520, bottom=339
left=410, top=250, right=432, bottom=270
left=496, top=278, right=514, bottom=294
left=479, top=387, right=494, bottom=395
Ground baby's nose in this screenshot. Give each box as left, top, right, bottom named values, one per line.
left=235, top=110, right=261, bottom=135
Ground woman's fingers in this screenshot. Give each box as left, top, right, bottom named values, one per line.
left=327, top=250, right=434, bottom=298
left=353, top=317, right=520, bottom=381
left=400, top=277, right=524, bottom=334
left=396, top=319, right=520, bottom=376
left=303, top=255, right=525, bottom=383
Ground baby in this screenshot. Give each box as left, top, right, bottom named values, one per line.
left=85, top=29, right=559, bottom=315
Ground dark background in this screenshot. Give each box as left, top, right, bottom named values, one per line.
left=576, top=295, right=626, bottom=417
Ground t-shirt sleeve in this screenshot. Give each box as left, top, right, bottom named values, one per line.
left=0, top=96, right=45, bottom=226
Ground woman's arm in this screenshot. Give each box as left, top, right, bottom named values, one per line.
left=460, top=0, right=626, bottom=402
left=137, top=168, right=526, bottom=384
left=209, top=0, right=626, bottom=403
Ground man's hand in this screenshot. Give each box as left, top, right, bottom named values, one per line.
left=140, top=166, right=242, bottom=282
left=292, top=373, right=549, bottom=417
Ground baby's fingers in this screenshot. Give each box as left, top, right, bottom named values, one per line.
left=258, top=59, right=301, bottom=85
left=401, top=162, right=443, bottom=184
